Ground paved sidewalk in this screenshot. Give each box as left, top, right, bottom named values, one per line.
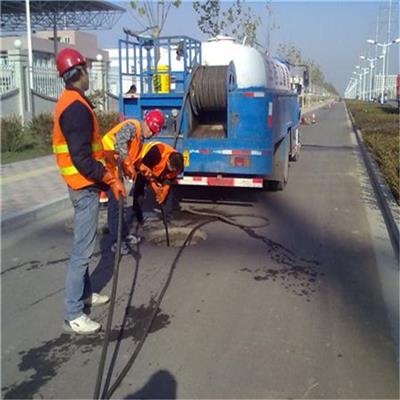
left=1, top=155, right=70, bottom=231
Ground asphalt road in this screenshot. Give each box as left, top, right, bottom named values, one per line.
left=2, top=101, right=399, bottom=399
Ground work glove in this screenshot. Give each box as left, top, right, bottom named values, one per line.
left=103, top=171, right=126, bottom=200
left=151, top=183, right=170, bottom=205
left=104, top=151, right=118, bottom=168
left=138, top=164, right=153, bottom=179
left=122, top=157, right=136, bottom=180
left=150, top=180, right=160, bottom=194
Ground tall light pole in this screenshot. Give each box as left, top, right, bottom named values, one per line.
left=360, top=55, right=381, bottom=101
left=367, top=37, right=400, bottom=103
left=350, top=78, right=358, bottom=99
left=355, top=65, right=368, bottom=101
left=361, top=67, right=369, bottom=100
left=353, top=68, right=363, bottom=99
left=346, top=77, right=358, bottom=99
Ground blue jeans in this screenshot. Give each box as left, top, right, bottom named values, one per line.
left=65, top=188, right=99, bottom=321
left=107, top=188, right=128, bottom=243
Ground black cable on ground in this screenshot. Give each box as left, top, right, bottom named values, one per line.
left=93, top=163, right=125, bottom=400
left=160, top=204, right=170, bottom=247
left=104, top=218, right=214, bottom=399
left=93, top=195, right=123, bottom=399
left=100, top=246, right=141, bottom=399
left=104, top=210, right=270, bottom=398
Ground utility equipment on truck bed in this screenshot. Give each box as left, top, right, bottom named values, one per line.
left=118, top=34, right=301, bottom=189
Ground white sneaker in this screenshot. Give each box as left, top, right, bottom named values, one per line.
left=63, top=315, right=101, bottom=335
left=126, top=234, right=141, bottom=245
left=111, top=241, right=130, bottom=255
left=84, top=292, right=110, bottom=307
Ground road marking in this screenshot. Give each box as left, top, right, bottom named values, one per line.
left=1, top=165, right=57, bottom=185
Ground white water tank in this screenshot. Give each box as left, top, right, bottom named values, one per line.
left=201, top=36, right=291, bottom=92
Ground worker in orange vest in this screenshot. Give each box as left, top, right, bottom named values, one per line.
left=53, top=48, right=126, bottom=335
left=132, top=141, right=184, bottom=224
left=101, top=110, right=165, bottom=254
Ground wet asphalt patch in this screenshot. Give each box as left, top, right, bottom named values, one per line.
left=239, top=228, right=323, bottom=301
left=1, top=300, right=170, bottom=400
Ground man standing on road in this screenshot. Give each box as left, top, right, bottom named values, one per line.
left=53, top=48, right=126, bottom=335
left=102, top=109, right=165, bottom=254
left=132, top=142, right=184, bottom=223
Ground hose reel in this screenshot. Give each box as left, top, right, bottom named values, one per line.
left=189, top=65, right=228, bottom=117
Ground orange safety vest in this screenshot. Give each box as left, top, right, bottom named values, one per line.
left=136, top=141, right=178, bottom=180
left=53, top=90, right=105, bottom=189
left=102, top=119, right=142, bottom=166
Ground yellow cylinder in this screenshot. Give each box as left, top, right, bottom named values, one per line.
left=153, top=65, right=170, bottom=93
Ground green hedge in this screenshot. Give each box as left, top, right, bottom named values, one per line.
left=96, top=111, right=120, bottom=136
left=346, top=100, right=399, bottom=203
left=1, top=111, right=120, bottom=163
left=26, top=112, right=54, bottom=149
left=1, top=114, right=32, bottom=152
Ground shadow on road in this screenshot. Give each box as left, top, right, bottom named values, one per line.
left=124, top=370, right=177, bottom=399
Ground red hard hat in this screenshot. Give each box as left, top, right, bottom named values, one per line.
left=144, top=109, right=165, bottom=134
left=56, top=48, right=86, bottom=77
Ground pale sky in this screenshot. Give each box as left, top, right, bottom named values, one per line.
left=93, top=1, right=399, bottom=95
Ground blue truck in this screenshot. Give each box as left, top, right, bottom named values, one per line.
left=118, top=34, right=301, bottom=190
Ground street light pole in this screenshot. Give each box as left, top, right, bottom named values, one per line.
left=367, top=38, right=400, bottom=104
left=346, top=77, right=357, bottom=99
left=360, top=55, right=380, bottom=101
left=362, top=68, right=369, bottom=100
left=355, top=65, right=368, bottom=101
left=354, top=68, right=362, bottom=99
left=381, top=45, right=387, bottom=102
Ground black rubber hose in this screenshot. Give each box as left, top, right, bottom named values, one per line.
left=104, top=211, right=270, bottom=398
left=104, top=218, right=214, bottom=399
left=100, top=246, right=141, bottom=399
left=190, top=66, right=227, bottom=115
left=173, top=65, right=200, bottom=149
left=160, top=204, right=170, bottom=247
left=93, top=166, right=125, bottom=399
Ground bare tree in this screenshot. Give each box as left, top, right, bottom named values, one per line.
left=277, top=42, right=338, bottom=93
left=129, top=0, right=182, bottom=37
left=193, top=0, right=261, bottom=47
left=276, top=43, right=303, bottom=65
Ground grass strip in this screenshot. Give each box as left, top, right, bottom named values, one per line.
left=346, top=100, right=399, bottom=203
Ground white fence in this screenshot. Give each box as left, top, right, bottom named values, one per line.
left=33, top=64, right=64, bottom=99
left=0, top=61, right=17, bottom=95
left=0, top=59, right=118, bottom=99
left=0, top=51, right=120, bottom=120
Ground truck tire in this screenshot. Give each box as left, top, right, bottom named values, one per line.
left=265, top=134, right=289, bottom=191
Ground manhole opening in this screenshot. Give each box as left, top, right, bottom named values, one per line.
left=147, top=227, right=207, bottom=247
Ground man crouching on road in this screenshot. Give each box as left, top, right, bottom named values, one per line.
left=132, top=142, right=184, bottom=223
left=53, top=48, right=126, bottom=335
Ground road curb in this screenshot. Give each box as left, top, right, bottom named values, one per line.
left=345, top=103, right=399, bottom=260
left=1, top=196, right=71, bottom=233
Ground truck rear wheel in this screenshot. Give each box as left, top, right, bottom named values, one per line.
left=265, top=134, right=289, bottom=191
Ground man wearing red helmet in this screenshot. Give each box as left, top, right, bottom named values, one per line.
left=101, top=109, right=165, bottom=254
left=53, top=48, right=126, bottom=335
left=132, top=141, right=184, bottom=224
